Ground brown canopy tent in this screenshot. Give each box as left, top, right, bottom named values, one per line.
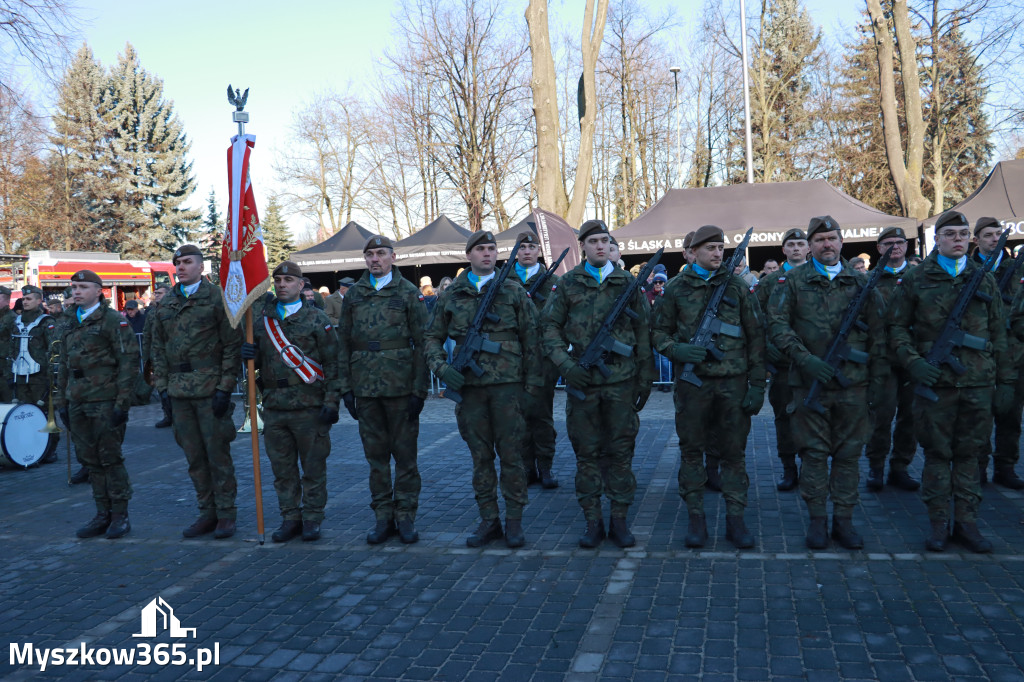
left=494, top=208, right=582, bottom=275
left=392, top=214, right=474, bottom=266
left=921, top=160, right=1024, bottom=251
left=613, top=180, right=918, bottom=255
left=291, top=221, right=375, bottom=273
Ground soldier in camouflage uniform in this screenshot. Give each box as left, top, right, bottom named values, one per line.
left=767, top=216, right=888, bottom=550
left=56, top=270, right=137, bottom=539
left=143, top=285, right=172, bottom=428
left=754, top=228, right=808, bottom=491
left=7, top=285, right=56, bottom=408
left=152, top=244, right=242, bottom=540
left=542, top=220, right=654, bottom=549
left=242, top=261, right=339, bottom=543
left=337, top=236, right=428, bottom=545
left=424, top=230, right=541, bottom=549
left=652, top=225, right=766, bottom=549
left=972, top=216, right=1024, bottom=489
left=509, top=231, right=560, bottom=489
left=0, top=286, right=12, bottom=403
left=863, top=227, right=920, bottom=492
left=888, top=210, right=1013, bottom=553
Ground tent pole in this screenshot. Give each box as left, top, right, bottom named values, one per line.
left=739, top=0, right=755, bottom=184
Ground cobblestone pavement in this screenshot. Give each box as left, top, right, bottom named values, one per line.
left=2, top=390, right=1024, bottom=681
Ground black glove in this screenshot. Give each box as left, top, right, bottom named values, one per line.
left=562, top=365, right=593, bottom=389
left=908, top=358, right=941, bottom=387
left=318, top=405, right=340, bottom=425
left=766, top=344, right=786, bottom=367
left=741, top=385, right=766, bottom=416
left=633, top=384, right=652, bottom=412
left=441, top=366, right=465, bottom=391
left=800, top=355, right=835, bottom=384
left=240, top=341, right=258, bottom=360
left=211, top=389, right=231, bottom=418
left=407, top=395, right=425, bottom=419
left=58, top=406, right=70, bottom=428
left=109, top=407, right=129, bottom=427
left=342, top=391, right=358, bottom=421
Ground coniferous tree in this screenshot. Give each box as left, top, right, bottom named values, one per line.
left=199, top=187, right=222, bottom=280
left=261, top=196, right=293, bottom=266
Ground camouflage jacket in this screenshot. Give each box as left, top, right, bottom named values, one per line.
left=337, top=268, right=428, bottom=399
left=973, top=248, right=1021, bottom=305
left=57, top=303, right=138, bottom=409
left=141, top=303, right=159, bottom=363
left=888, top=252, right=1011, bottom=387
left=424, top=269, right=542, bottom=388
left=0, top=307, right=13, bottom=367
left=322, top=291, right=344, bottom=327
left=511, top=265, right=561, bottom=313
left=5, top=308, right=56, bottom=384
left=767, top=258, right=888, bottom=389
left=651, top=267, right=766, bottom=387
left=151, top=280, right=241, bottom=398
left=251, top=299, right=340, bottom=410
left=541, top=263, right=654, bottom=386
left=754, top=263, right=795, bottom=367
left=872, top=262, right=914, bottom=310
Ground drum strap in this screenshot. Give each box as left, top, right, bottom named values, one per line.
left=263, top=317, right=323, bottom=385
left=12, top=314, right=49, bottom=378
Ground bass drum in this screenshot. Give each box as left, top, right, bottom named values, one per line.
left=0, top=403, right=51, bottom=468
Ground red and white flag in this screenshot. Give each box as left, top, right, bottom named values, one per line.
left=221, top=134, right=270, bottom=328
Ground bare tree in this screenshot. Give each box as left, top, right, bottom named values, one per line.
left=0, top=0, right=79, bottom=91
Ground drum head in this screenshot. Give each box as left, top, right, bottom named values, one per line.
left=0, top=403, right=49, bottom=468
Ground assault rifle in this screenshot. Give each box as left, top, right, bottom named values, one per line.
left=565, top=248, right=664, bottom=401
left=444, top=240, right=522, bottom=404
left=914, top=227, right=1009, bottom=402
left=801, top=245, right=894, bottom=414
left=526, top=247, right=570, bottom=305
left=677, top=228, right=753, bottom=387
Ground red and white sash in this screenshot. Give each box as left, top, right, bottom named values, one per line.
left=263, top=317, right=324, bottom=384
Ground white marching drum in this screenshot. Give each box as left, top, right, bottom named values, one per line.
left=0, top=403, right=51, bottom=468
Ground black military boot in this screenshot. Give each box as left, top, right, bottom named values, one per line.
left=105, top=511, right=130, bottom=539
left=865, top=467, right=884, bottom=492
left=70, top=466, right=90, bottom=485
left=397, top=518, right=419, bottom=544
left=777, top=463, right=799, bottom=491
left=887, top=469, right=920, bottom=491
left=805, top=516, right=828, bottom=550
left=684, top=513, right=708, bottom=548
left=76, top=511, right=111, bottom=539
left=705, top=461, right=722, bottom=492
left=466, top=518, right=503, bottom=548
left=578, top=519, right=605, bottom=548
left=925, top=519, right=949, bottom=552
left=993, top=467, right=1024, bottom=490
left=831, top=517, right=864, bottom=550
left=366, top=519, right=396, bottom=545
left=302, top=520, right=321, bottom=542
left=726, top=516, right=754, bottom=549
left=539, top=468, right=559, bottom=489
left=608, top=517, right=635, bottom=548
left=214, top=519, right=236, bottom=539
left=505, top=518, right=525, bottom=548
left=182, top=516, right=217, bottom=538
left=272, top=520, right=302, bottom=543
left=951, top=521, right=993, bottom=554
left=526, top=462, right=541, bottom=486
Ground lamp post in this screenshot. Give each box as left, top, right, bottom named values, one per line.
left=669, top=65, right=682, bottom=189
left=739, top=0, right=754, bottom=184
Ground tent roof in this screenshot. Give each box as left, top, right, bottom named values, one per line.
left=393, top=214, right=474, bottom=266
left=614, top=179, right=919, bottom=253
left=923, top=160, right=1024, bottom=227
left=291, top=221, right=375, bottom=272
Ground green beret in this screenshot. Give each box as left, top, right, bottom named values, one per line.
left=0, top=286, right=10, bottom=296
left=21, top=285, right=43, bottom=297
left=71, top=270, right=102, bottom=286
left=578, top=220, right=610, bottom=242
left=465, top=230, right=497, bottom=252
left=690, top=225, right=726, bottom=249
left=364, top=235, right=394, bottom=252
left=272, top=261, right=303, bottom=278
left=974, top=216, right=1001, bottom=236
left=172, top=244, right=203, bottom=265
left=934, top=210, right=969, bottom=231
left=807, top=216, right=840, bottom=239
left=877, top=226, right=907, bottom=243
left=516, top=231, right=538, bottom=246
left=782, top=228, right=807, bottom=244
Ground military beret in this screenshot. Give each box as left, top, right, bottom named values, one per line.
left=690, top=225, right=726, bottom=249
left=682, top=231, right=696, bottom=249
left=21, top=285, right=43, bottom=297
left=364, top=235, right=394, bottom=251
left=272, top=261, right=303, bottom=278
left=465, top=230, right=497, bottom=252
left=609, top=234, right=619, bottom=246
left=934, top=210, right=969, bottom=231
left=807, top=215, right=840, bottom=239
left=516, top=231, right=538, bottom=246
left=974, top=216, right=1001, bottom=236
left=877, top=226, right=907, bottom=243
left=71, top=270, right=102, bottom=286
left=782, top=228, right=807, bottom=245
left=0, top=286, right=10, bottom=296
left=338, top=277, right=355, bottom=287
left=578, top=219, right=610, bottom=242
left=172, top=244, right=203, bottom=265
left=125, top=299, right=139, bottom=309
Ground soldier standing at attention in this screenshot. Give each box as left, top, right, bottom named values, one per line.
left=57, top=270, right=137, bottom=539
left=542, top=220, right=653, bottom=549
left=424, top=230, right=541, bottom=549
left=152, top=245, right=242, bottom=540
left=768, top=216, right=888, bottom=550
left=241, top=261, right=339, bottom=542
left=338, top=236, right=428, bottom=545
left=8, top=285, right=56, bottom=409
left=652, top=225, right=766, bottom=549
left=511, top=231, right=560, bottom=489
left=754, top=228, right=808, bottom=491
left=888, top=210, right=1013, bottom=553
left=971, top=216, right=1024, bottom=489
left=864, top=227, right=920, bottom=492
left=143, top=285, right=172, bottom=428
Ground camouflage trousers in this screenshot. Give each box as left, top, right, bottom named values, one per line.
left=13, top=378, right=48, bottom=408
left=566, top=379, right=638, bottom=520
left=914, top=386, right=990, bottom=523
left=171, top=396, right=237, bottom=521
left=454, top=383, right=528, bottom=520
left=986, top=373, right=1024, bottom=472
left=523, top=365, right=558, bottom=474
left=675, top=375, right=750, bottom=517
left=0, top=379, right=9, bottom=402
left=790, top=386, right=869, bottom=517
left=69, top=400, right=131, bottom=514
left=864, top=370, right=916, bottom=472
left=357, top=395, right=421, bottom=522
left=768, top=369, right=796, bottom=465
left=264, top=407, right=330, bottom=522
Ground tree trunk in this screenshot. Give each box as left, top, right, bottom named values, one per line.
left=526, top=0, right=568, bottom=217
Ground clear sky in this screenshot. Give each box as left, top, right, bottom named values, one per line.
left=51, top=0, right=863, bottom=237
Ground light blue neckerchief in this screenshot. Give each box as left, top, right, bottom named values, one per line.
left=76, top=302, right=101, bottom=323
left=467, top=271, right=494, bottom=292
left=515, top=262, right=539, bottom=283
left=782, top=261, right=794, bottom=272
left=811, top=258, right=842, bottom=281
left=884, top=261, right=908, bottom=275
left=691, top=263, right=712, bottom=281
left=584, top=261, right=613, bottom=284
left=936, top=254, right=967, bottom=277
left=369, top=272, right=392, bottom=290
left=276, top=300, right=302, bottom=319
